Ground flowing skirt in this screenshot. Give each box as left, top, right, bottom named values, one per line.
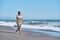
left=16, top=20, right=23, bottom=27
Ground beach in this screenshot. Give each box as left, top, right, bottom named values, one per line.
left=0, top=0, right=60, bottom=40
left=0, top=26, right=60, bottom=40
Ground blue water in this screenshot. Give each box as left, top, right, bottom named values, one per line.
left=0, top=19, right=60, bottom=37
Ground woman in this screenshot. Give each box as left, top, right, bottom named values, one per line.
left=16, top=11, right=23, bottom=33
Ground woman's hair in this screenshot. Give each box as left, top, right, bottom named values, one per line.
left=18, top=11, right=21, bottom=15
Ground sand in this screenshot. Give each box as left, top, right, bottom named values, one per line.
left=0, top=26, right=60, bottom=40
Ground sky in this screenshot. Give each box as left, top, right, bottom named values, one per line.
left=0, top=0, right=60, bottom=20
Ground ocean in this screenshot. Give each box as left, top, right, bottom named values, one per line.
left=0, top=19, right=60, bottom=37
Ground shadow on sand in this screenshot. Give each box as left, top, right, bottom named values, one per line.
left=0, top=31, right=17, bottom=34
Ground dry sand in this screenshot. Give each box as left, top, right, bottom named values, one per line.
left=0, top=26, right=60, bottom=40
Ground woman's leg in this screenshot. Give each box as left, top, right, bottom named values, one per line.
left=16, top=26, right=20, bottom=32
left=18, top=24, right=21, bottom=32
left=16, top=24, right=21, bottom=32
left=16, top=23, right=19, bottom=32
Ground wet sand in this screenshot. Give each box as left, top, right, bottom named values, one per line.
left=0, top=26, right=60, bottom=40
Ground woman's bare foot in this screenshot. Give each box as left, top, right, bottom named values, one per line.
left=16, top=30, right=21, bottom=34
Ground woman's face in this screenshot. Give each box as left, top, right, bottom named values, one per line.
left=18, top=11, right=21, bottom=15
left=18, top=13, right=20, bottom=15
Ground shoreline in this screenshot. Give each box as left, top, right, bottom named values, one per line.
left=0, top=25, right=60, bottom=40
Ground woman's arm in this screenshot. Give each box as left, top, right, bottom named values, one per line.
left=22, top=16, right=23, bottom=22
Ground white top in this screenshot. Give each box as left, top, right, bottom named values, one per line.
left=16, top=15, right=23, bottom=19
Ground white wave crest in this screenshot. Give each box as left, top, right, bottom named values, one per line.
left=0, top=21, right=60, bottom=32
